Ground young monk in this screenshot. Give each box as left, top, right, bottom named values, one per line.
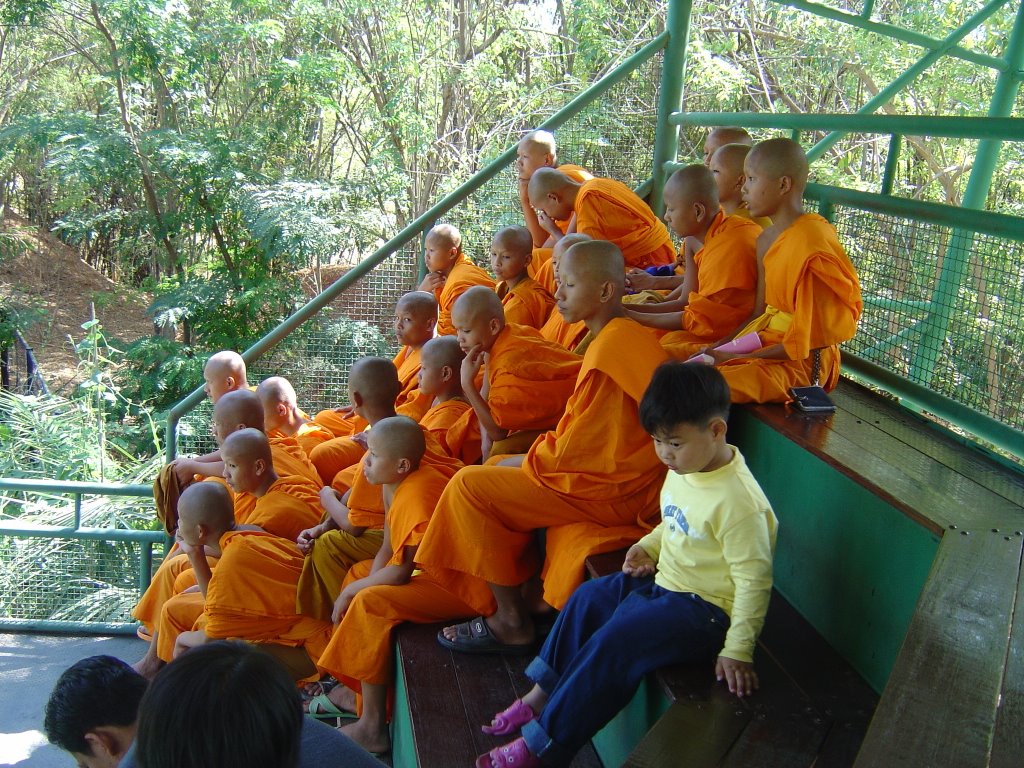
left=626, top=165, right=760, bottom=359
left=528, top=169, right=675, bottom=270
left=537, top=233, right=591, bottom=352
left=154, top=482, right=334, bottom=672
left=712, top=138, right=862, bottom=402
left=710, top=143, right=773, bottom=229
left=312, top=291, right=437, bottom=446
left=490, top=226, right=555, bottom=329
left=476, top=363, right=777, bottom=768
left=416, top=336, right=481, bottom=464
left=417, top=224, right=495, bottom=337
left=514, top=129, right=593, bottom=275
left=259, top=376, right=333, bottom=456
left=702, top=125, right=753, bottom=166
left=417, top=240, right=669, bottom=652
left=315, top=416, right=495, bottom=755
left=169, top=350, right=249, bottom=485
left=451, top=286, right=581, bottom=459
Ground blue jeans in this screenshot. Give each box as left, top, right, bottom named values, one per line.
left=522, top=572, right=728, bottom=765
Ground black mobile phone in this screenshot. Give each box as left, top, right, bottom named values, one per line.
left=788, top=385, right=836, bottom=413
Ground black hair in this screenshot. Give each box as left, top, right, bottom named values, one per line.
left=136, top=641, right=302, bottom=768
left=639, top=361, right=731, bottom=434
left=44, top=655, right=147, bottom=754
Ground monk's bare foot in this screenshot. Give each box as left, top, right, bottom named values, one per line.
left=132, top=655, right=164, bottom=680
left=305, top=683, right=357, bottom=715
left=340, top=717, right=390, bottom=755
left=440, top=613, right=534, bottom=646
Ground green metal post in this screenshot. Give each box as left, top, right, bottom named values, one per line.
left=880, top=134, right=901, bottom=195
left=860, top=0, right=875, bottom=19
left=649, top=0, right=693, bottom=215
left=909, top=1, right=1024, bottom=380
left=806, top=0, right=1012, bottom=161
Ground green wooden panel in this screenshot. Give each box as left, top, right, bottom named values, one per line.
left=392, top=655, right=415, bottom=768
left=592, top=676, right=671, bottom=768
left=729, top=411, right=941, bottom=692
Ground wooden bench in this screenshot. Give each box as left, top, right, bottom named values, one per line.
left=733, top=378, right=1024, bottom=767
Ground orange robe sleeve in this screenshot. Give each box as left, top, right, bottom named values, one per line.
left=268, top=434, right=322, bottom=486
left=719, top=213, right=862, bottom=403
left=486, top=324, right=582, bottom=432
left=524, top=317, right=668, bottom=503
left=575, top=178, right=675, bottom=269
left=419, top=399, right=471, bottom=448
left=238, top=476, right=323, bottom=542
left=435, top=255, right=497, bottom=336
left=497, top=277, right=555, bottom=329
left=293, top=422, right=334, bottom=456
left=443, top=408, right=483, bottom=465
left=394, top=346, right=433, bottom=422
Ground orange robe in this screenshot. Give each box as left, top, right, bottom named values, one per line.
left=155, top=531, right=333, bottom=663
left=268, top=421, right=333, bottom=457
left=132, top=472, right=322, bottom=633
left=731, top=204, right=773, bottom=229
left=575, top=178, right=675, bottom=269
left=316, top=465, right=494, bottom=688
left=496, top=277, right=555, bottom=329
left=660, top=211, right=761, bottom=359
left=419, top=398, right=472, bottom=457
left=435, top=255, right=496, bottom=337
left=417, top=317, right=668, bottom=609
left=539, top=307, right=589, bottom=353
left=718, top=213, right=862, bottom=403
left=529, top=164, right=594, bottom=276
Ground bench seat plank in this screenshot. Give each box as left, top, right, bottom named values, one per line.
left=989, top=534, right=1024, bottom=768
left=853, top=529, right=1023, bottom=767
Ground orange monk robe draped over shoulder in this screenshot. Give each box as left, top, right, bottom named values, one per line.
left=718, top=213, right=862, bottom=403
left=419, top=398, right=472, bottom=455
left=539, top=307, right=588, bottom=352
left=417, top=318, right=668, bottom=609
left=533, top=258, right=556, bottom=295
left=155, top=531, right=333, bottom=663
left=575, top=178, right=675, bottom=270
left=316, top=466, right=494, bottom=687
left=660, top=211, right=761, bottom=360
left=266, top=422, right=333, bottom=458
left=496, top=277, right=555, bottom=330
left=267, top=434, right=325, bottom=487
left=529, top=164, right=594, bottom=277
left=435, top=255, right=496, bottom=337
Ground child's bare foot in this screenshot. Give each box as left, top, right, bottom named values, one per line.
left=340, top=717, right=390, bottom=755
left=132, top=654, right=164, bottom=680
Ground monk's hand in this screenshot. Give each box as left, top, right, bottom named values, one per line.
left=350, top=432, right=369, bottom=449
left=625, top=269, right=655, bottom=292
left=716, top=657, right=759, bottom=698
left=171, top=458, right=198, bottom=486
left=174, top=531, right=195, bottom=556
left=332, top=586, right=357, bottom=623
left=536, top=211, right=563, bottom=239
left=297, top=524, right=322, bottom=553
left=461, top=346, right=485, bottom=391
left=622, top=544, right=656, bottom=577
left=708, top=348, right=740, bottom=365
left=418, top=272, right=445, bottom=292
left=332, top=404, right=354, bottom=415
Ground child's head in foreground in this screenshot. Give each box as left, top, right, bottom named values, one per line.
left=640, top=361, right=732, bottom=475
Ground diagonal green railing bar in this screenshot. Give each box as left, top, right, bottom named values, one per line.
left=769, top=0, right=1006, bottom=71
left=804, top=0, right=1013, bottom=161
left=164, top=32, right=669, bottom=462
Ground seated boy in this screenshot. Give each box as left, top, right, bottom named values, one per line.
left=490, top=226, right=555, bottom=329
left=626, top=165, right=760, bottom=359
left=312, top=291, right=436, bottom=447
left=527, top=168, right=675, bottom=270
left=416, top=336, right=482, bottom=464
left=514, top=129, right=593, bottom=274
left=537, top=233, right=591, bottom=352
left=451, top=286, right=581, bottom=459
left=711, top=138, right=862, bottom=402
left=476, top=362, right=777, bottom=768
left=417, top=224, right=495, bottom=336
left=315, top=417, right=495, bottom=755
left=418, top=241, right=668, bottom=651
left=258, top=376, right=333, bottom=456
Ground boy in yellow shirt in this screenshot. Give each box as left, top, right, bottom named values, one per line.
left=476, top=362, right=777, bottom=768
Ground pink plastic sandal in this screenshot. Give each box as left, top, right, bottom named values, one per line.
left=481, top=699, right=536, bottom=736
left=475, top=737, right=541, bottom=768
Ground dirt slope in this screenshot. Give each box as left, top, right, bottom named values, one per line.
left=0, top=213, right=154, bottom=394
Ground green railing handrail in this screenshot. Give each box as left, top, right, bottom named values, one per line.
left=164, top=31, right=670, bottom=462
left=0, top=478, right=153, bottom=496
left=667, top=112, right=1024, bottom=142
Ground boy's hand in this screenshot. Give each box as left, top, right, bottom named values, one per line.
left=625, top=269, right=656, bottom=292
left=319, top=486, right=341, bottom=506
left=171, top=459, right=198, bottom=486
left=418, top=272, right=445, bottom=292
left=622, top=544, right=656, bottom=577
left=461, top=346, right=486, bottom=390
left=350, top=432, right=369, bottom=449
left=296, top=524, right=323, bottom=553
left=536, top=211, right=563, bottom=239
left=716, top=656, right=759, bottom=698
left=331, top=585, right=358, bottom=623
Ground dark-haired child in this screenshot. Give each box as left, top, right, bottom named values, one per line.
left=475, top=362, right=777, bottom=768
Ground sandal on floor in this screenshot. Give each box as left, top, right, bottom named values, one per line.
left=136, top=625, right=153, bottom=642
left=437, top=616, right=534, bottom=656
left=475, top=737, right=541, bottom=768
left=481, top=699, right=536, bottom=736
left=305, top=692, right=357, bottom=720
left=301, top=676, right=339, bottom=701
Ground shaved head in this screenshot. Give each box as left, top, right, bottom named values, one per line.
left=396, top=291, right=438, bottom=321
left=712, top=143, right=752, bottom=176
left=349, top=356, right=401, bottom=407
left=427, top=223, right=462, bottom=251
left=213, top=389, right=265, bottom=444
left=563, top=240, right=625, bottom=287
left=453, top=285, right=504, bottom=325
left=528, top=167, right=573, bottom=205
left=748, top=138, right=809, bottom=188
left=222, top=427, right=273, bottom=466
left=203, top=351, right=247, bottom=403
left=256, top=376, right=297, bottom=408
left=521, top=129, right=557, bottom=155
left=421, top=336, right=465, bottom=369
left=704, top=127, right=753, bottom=165
left=177, top=482, right=234, bottom=537
left=666, top=164, right=719, bottom=208
left=492, top=226, right=533, bottom=256
left=371, top=415, right=426, bottom=468
left=552, top=233, right=591, bottom=260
